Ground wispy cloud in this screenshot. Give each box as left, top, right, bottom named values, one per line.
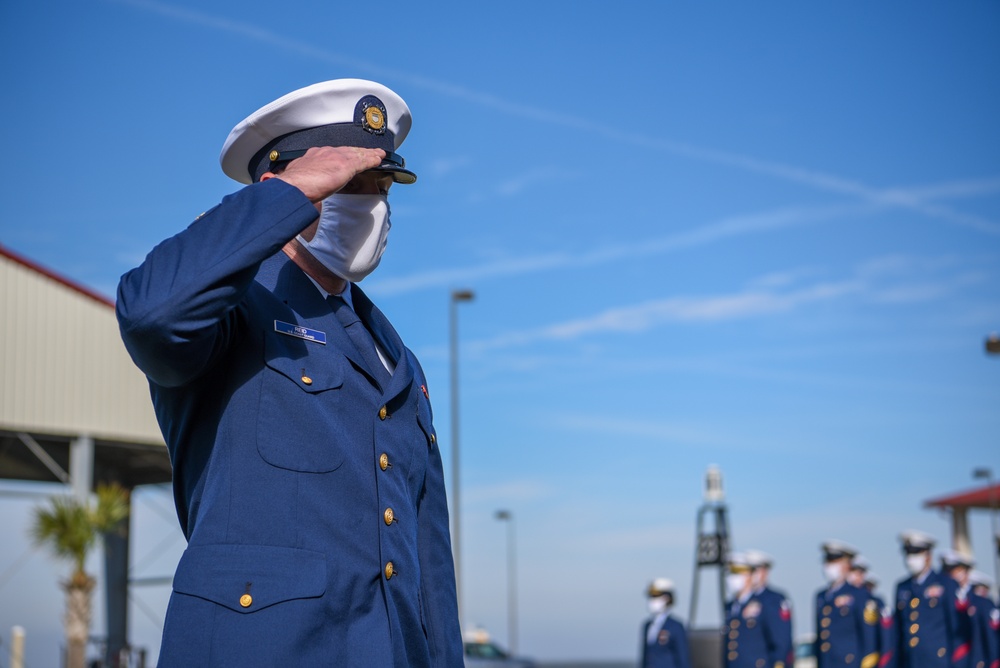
left=465, top=279, right=863, bottom=354
left=111, top=0, right=1000, bottom=236
left=425, top=253, right=985, bottom=355
left=368, top=202, right=866, bottom=296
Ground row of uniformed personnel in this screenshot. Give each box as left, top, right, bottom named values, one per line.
left=640, top=530, right=1000, bottom=668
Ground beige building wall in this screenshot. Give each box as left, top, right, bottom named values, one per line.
left=0, top=248, right=163, bottom=445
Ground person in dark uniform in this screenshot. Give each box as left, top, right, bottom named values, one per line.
left=640, top=578, right=691, bottom=668
left=847, top=554, right=896, bottom=668
left=966, top=570, right=999, bottom=668
left=815, top=541, right=879, bottom=668
left=893, top=530, right=959, bottom=668
left=746, top=550, right=794, bottom=668
left=117, top=79, right=463, bottom=667
left=724, top=552, right=789, bottom=668
left=941, top=549, right=977, bottom=668
left=849, top=557, right=895, bottom=668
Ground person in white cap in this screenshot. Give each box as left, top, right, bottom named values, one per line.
left=893, top=530, right=959, bottom=668
left=117, top=79, right=462, bottom=667
left=641, top=578, right=691, bottom=668
left=723, top=552, right=789, bottom=668
left=815, top=541, right=879, bottom=668
left=745, top=550, right=794, bottom=668
left=941, top=550, right=997, bottom=668
left=965, top=570, right=999, bottom=668
left=849, top=556, right=895, bottom=667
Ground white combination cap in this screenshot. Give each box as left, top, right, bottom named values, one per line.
left=647, top=578, right=675, bottom=597
left=899, top=529, right=936, bottom=554
left=220, top=79, right=415, bottom=185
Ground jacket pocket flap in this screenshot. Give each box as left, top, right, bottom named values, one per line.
left=265, top=331, right=344, bottom=393
left=173, top=544, right=326, bottom=614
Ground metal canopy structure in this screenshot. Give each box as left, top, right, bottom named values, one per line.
left=1, top=244, right=171, bottom=666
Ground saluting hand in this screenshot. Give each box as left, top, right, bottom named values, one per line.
left=274, top=146, right=386, bottom=203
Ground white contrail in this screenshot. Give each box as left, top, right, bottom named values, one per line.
left=111, top=0, right=1000, bottom=236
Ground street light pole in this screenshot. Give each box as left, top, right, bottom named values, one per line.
left=495, top=510, right=518, bottom=655
left=450, top=289, right=474, bottom=621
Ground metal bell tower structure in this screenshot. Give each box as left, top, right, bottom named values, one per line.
left=688, top=464, right=731, bottom=627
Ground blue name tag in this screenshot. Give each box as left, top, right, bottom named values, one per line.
left=274, top=320, right=327, bottom=344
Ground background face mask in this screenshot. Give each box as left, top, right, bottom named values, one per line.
left=648, top=597, right=668, bottom=615
left=823, top=562, right=843, bottom=584
left=299, top=193, right=391, bottom=282
left=905, top=554, right=927, bottom=575
left=726, top=573, right=747, bottom=597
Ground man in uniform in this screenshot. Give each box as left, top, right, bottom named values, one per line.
left=893, top=530, right=958, bottom=668
left=849, top=556, right=895, bottom=668
left=941, top=549, right=977, bottom=668
left=724, top=552, right=789, bottom=668
left=117, top=79, right=463, bottom=667
left=746, top=549, right=794, bottom=668
left=641, top=578, right=691, bottom=668
left=967, top=571, right=999, bottom=668
left=815, top=541, right=879, bottom=668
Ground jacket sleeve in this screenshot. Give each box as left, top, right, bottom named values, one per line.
left=116, top=179, right=318, bottom=387
left=857, top=591, right=880, bottom=668
left=768, top=594, right=793, bottom=668
left=415, top=388, right=464, bottom=666
left=675, top=620, right=692, bottom=668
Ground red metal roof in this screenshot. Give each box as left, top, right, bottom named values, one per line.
left=924, top=483, right=1000, bottom=509
left=0, top=242, right=114, bottom=308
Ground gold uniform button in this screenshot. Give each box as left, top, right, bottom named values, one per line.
left=929, top=598, right=937, bottom=608
left=730, top=620, right=740, bottom=629
left=821, top=618, right=831, bottom=628
left=845, top=654, right=854, bottom=664
left=910, top=623, right=919, bottom=634
left=823, top=606, right=832, bottom=615
left=821, top=643, right=831, bottom=653
left=379, top=406, right=388, bottom=420
left=728, top=641, right=738, bottom=650
left=384, top=561, right=395, bottom=579
left=729, top=631, right=738, bottom=639
left=756, top=660, right=765, bottom=668
left=820, top=631, right=830, bottom=640
left=379, top=453, right=389, bottom=471
left=910, top=598, right=919, bottom=609
left=301, top=375, right=313, bottom=385
left=728, top=652, right=738, bottom=661
left=239, top=594, right=252, bottom=608
left=384, top=508, right=395, bottom=525
left=909, top=638, right=919, bottom=648
left=910, top=611, right=919, bottom=621
left=430, top=433, right=436, bottom=444
left=937, top=648, right=945, bottom=658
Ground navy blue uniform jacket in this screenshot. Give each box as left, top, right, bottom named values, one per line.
left=116, top=179, right=463, bottom=667
left=892, top=570, right=958, bottom=668
left=641, top=615, right=691, bottom=668
left=724, top=592, right=789, bottom=668
left=814, top=583, right=879, bottom=668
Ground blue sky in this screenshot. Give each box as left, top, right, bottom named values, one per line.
left=1, top=0, right=999, bottom=664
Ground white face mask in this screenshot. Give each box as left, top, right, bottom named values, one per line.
left=298, top=193, right=391, bottom=283
left=823, top=562, right=844, bottom=584
left=648, top=597, right=669, bottom=615
left=905, top=554, right=927, bottom=576
left=726, top=574, right=747, bottom=597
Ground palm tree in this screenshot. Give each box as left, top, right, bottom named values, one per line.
left=31, top=483, right=130, bottom=668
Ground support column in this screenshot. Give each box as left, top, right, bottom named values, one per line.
left=69, top=435, right=93, bottom=502
left=951, top=506, right=972, bottom=556
left=104, top=486, right=132, bottom=667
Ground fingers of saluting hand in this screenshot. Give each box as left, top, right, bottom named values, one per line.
left=275, top=146, right=386, bottom=203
